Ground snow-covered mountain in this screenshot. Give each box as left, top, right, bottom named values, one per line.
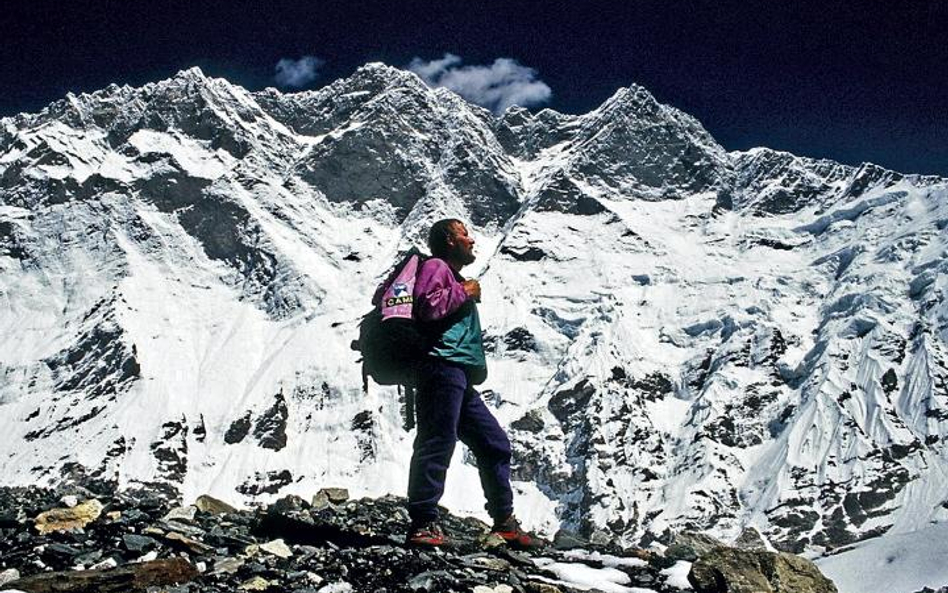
left=2, top=63, right=946, bottom=571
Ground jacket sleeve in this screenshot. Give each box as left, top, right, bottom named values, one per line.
left=413, top=259, right=469, bottom=322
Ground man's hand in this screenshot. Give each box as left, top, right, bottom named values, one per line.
left=462, top=280, right=481, bottom=302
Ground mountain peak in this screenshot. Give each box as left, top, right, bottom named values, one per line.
left=170, top=66, right=209, bottom=83
left=598, top=84, right=659, bottom=113
left=349, top=62, right=425, bottom=88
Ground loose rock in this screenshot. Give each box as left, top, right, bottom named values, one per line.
left=6, top=557, right=197, bottom=593
left=163, top=505, right=198, bottom=524
left=195, top=494, right=239, bottom=515
left=33, top=499, right=103, bottom=534
left=525, top=583, right=563, bottom=593
left=0, top=568, right=21, bottom=587
left=89, top=557, right=119, bottom=570
left=212, top=556, right=245, bottom=575
left=260, top=538, right=294, bottom=559
left=122, top=533, right=158, bottom=553
left=164, top=531, right=213, bottom=554
left=313, top=487, right=349, bottom=508
left=0, top=484, right=841, bottom=593
left=239, top=575, right=274, bottom=591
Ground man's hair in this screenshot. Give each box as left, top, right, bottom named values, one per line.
left=427, top=218, right=464, bottom=259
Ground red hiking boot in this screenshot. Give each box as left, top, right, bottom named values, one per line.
left=406, top=521, right=447, bottom=547
left=490, top=515, right=545, bottom=550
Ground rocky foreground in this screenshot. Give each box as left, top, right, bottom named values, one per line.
left=0, top=484, right=838, bottom=593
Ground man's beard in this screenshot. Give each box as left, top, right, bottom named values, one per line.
left=453, top=244, right=475, bottom=265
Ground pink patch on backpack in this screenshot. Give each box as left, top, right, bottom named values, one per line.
left=379, top=254, right=421, bottom=321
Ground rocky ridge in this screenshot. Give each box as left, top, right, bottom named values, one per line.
left=0, top=484, right=840, bottom=593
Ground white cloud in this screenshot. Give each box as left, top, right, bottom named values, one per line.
left=407, top=53, right=463, bottom=82
left=274, top=56, right=325, bottom=88
left=407, top=53, right=552, bottom=114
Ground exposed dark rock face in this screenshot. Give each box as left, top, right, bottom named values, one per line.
left=568, top=86, right=733, bottom=198
left=224, top=412, right=252, bottom=445
left=610, top=367, right=675, bottom=402
left=500, top=244, right=548, bottom=261
left=192, top=416, right=207, bottom=443
left=136, top=167, right=213, bottom=213
left=704, top=387, right=780, bottom=448
left=225, top=396, right=291, bottom=452
left=504, top=327, right=539, bottom=352
left=254, top=393, right=289, bottom=451
left=492, top=106, right=579, bottom=159
left=295, top=127, right=431, bottom=218
left=549, top=380, right=596, bottom=425
left=0, top=219, right=29, bottom=259
left=236, top=470, right=294, bottom=496
left=881, top=368, right=899, bottom=395
left=511, top=409, right=545, bottom=433
left=351, top=410, right=377, bottom=463
left=42, top=299, right=139, bottom=402
left=532, top=174, right=607, bottom=216
left=732, top=149, right=851, bottom=215
left=150, top=418, right=189, bottom=482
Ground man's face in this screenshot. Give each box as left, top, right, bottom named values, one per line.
left=447, top=222, right=476, bottom=266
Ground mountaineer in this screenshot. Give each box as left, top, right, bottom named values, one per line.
left=405, top=218, right=541, bottom=549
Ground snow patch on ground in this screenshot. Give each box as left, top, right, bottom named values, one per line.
left=533, top=556, right=656, bottom=593
left=661, top=561, right=693, bottom=590
left=560, top=549, right=648, bottom=569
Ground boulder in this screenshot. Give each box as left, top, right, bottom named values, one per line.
left=733, top=527, right=775, bottom=552
left=195, top=494, right=239, bottom=515
left=33, top=499, right=103, bottom=534
left=666, top=531, right=727, bottom=562
left=164, top=531, right=213, bottom=554
left=0, top=568, right=20, bottom=587
left=211, top=556, right=245, bottom=575
left=689, top=547, right=838, bottom=593
left=259, top=538, right=294, bottom=559
left=270, top=494, right=309, bottom=513
left=6, top=557, right=197, bottom=592
left=162, top=505, right=197, bottom=524
left=312, top=487, right=350, bottom=508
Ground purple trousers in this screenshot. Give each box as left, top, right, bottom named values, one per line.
left=407, top=358, right=513, bottom=525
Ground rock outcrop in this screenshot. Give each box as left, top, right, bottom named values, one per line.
left=0, top=484, right=841, bottom=593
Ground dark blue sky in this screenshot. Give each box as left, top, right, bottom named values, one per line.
left=3, top=0, right=946, bottom=176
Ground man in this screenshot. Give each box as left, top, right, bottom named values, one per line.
left=406, top=218, right=539, bottom=548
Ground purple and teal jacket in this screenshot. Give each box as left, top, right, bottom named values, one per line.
left=413, top=258, right=487, bottom=384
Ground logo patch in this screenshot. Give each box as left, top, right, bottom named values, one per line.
left=392, top=283, right=410, bottom=298
left=385, top=295, right=413, bottom=307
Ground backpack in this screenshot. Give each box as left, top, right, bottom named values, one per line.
left=351, top=247, right=432, bottom=391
